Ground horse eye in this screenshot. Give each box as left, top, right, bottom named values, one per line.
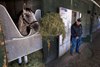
left=26, top=14, right=30, bottom=17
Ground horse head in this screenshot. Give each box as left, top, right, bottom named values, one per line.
left=18, top=7, right=40, bottom=36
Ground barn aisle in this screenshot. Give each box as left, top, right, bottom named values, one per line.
left=46, top=29, right=100, bottom=67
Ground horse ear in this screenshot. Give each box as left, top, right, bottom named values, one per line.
left=23, top=3, right=26, bottom=13
left=23, top=3, right=26, bottom=9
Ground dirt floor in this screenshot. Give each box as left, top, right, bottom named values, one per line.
left=46, top=32, right=100, bottom=67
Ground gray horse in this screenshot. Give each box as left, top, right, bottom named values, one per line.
left=17, top=8, right=40, bottom=64
left=18, top=8, right=39, bottom=36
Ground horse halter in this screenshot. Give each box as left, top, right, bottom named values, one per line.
left=22, top=14, right=38, bottom=28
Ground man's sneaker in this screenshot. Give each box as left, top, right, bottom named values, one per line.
left=76, top=51, right=81, bottom=54
left=70, top=52, right=73, bottom=56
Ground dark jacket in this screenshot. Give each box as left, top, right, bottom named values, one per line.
left=71, top=22, right=82, bottom=38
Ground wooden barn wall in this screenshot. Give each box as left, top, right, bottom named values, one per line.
left=0, top=0, right=42, bottom=24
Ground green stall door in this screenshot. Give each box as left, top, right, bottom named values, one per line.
left=42, top=36, right=59, bottom=64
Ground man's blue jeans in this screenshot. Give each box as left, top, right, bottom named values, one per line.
left=70, top=37, right=82, bottom=54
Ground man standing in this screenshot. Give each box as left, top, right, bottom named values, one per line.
left=70, top=18, right=83, bottom=55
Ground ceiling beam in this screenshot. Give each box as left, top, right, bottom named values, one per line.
left=91, top=0, right=100, bottom=8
